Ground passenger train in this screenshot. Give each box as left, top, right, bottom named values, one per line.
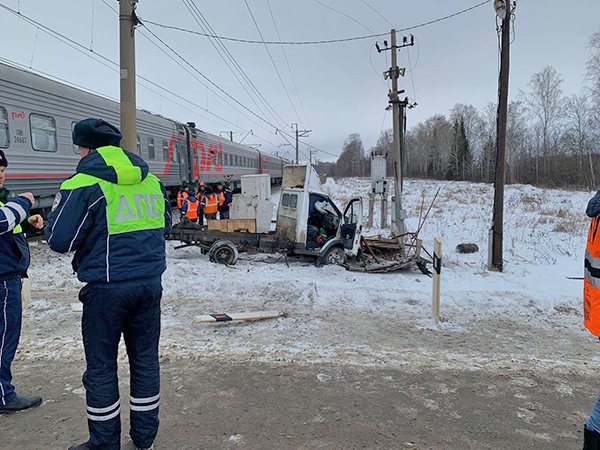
left=0, top=62, right=291, bottom=209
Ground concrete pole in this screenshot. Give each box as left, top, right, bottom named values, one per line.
left=119, top=0, right=138, bottom=154
left=293, top=123, right=299, bottom=164
left=491, top=6, right=511, bottom=271
left=390, top=29, right=406, bottom=238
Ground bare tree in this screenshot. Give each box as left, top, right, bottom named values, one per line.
left=564, top=93, right=596, bottom=189
left=521, top=66, right=564, bottom=179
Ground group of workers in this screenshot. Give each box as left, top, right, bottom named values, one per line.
left=0, top=118, right=171, bottom=450
left=177, top=181, right=232, bottom=224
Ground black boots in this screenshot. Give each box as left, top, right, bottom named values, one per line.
left=585, top=426, right=600, bottom=449
left=0, top=395, right=42, bottom=415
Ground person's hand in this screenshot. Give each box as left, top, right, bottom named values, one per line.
left=28, top=214, right=44, bottom=229
left=19, top=192, right=35, bottom=205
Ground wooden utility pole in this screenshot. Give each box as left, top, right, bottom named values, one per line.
left=119, top=0, right=139, bottom=155
left=491, top=2, right=512, bottom=271
left=230, top=131, right=234, bottom=142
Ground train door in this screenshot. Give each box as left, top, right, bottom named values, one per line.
left=177, top=123, right=190, bottom=183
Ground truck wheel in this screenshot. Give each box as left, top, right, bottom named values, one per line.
left=322, top=247, right=347, bottom=266
left=209, top=240, right=239, bottom=266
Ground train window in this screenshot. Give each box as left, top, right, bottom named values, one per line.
left=224, top=153, right=229, bottom=166
left=282, top=193, right=290, bottom=207
left=289, top=194, right=298, bottom=209
left=137, top=135, right=141, bottom=154
left=234, top=155, right=239, bottom=167
left=30, top=114, right=57, bottom=152
left=0, top=107, right=9, bottom=148
left=162, top=140, right=168, bottom=161
left=173, top=140, right=179, bottom=163
left=148, top=137, right=155, bottom=160
left=71, top=122, right=79, bottom=153
left=217, top=150, right=222, bottom=166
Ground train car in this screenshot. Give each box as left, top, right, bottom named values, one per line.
left=0, top=61, right=291, bottom=209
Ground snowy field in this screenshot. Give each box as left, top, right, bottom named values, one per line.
left=21, top=177, right=598, bottom=379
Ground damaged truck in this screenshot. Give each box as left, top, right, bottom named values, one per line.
left=168, top=165, right=426, bottom=273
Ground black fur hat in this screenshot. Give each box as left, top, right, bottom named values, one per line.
left=73, top=118, right=122, bottom=149
left=0, top=149, right=7, bottom=167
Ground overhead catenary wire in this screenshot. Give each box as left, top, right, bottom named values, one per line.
left=314, top=0, right=376, bottom=34
left=243, top=0, right=304, bottom=129
left=182, top=0, right=290, bottom=131
left=143, top=0, right=493, bottom=45
left=98, top=0, right=280, bottom=139
left=0, top=2, right=284, bottom=151
left=266, top=0, right=312, bottom=132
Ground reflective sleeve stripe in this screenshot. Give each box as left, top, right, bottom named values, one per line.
left=587, top=250, right=600, bottom=270
left=586, top=269, right=600, bottom=289
left=6, top=202, right=26, bottom=223
left=87, top=407, right=121, bottom=422
left=130, top=394, right=160, bottom=404
left=130, top=401, right=159, bottom=412
left=0, top=207, right=17, bottom=233
left=87, top=398, right=120, bottom=414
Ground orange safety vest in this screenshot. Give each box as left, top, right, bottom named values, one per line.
left=184, top=198, right=199, bottom=220
left=585, top=215, right=600, bottom=336
left=177, top=191, right=189, bottom=209
left=218, top=191, right=225, bottom=206
left=203, top=194, right=219, bottom=214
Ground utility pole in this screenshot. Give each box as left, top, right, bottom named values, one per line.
left=491, top=1, right=513, bottom=272
left=119, top=0, right=139, bottom=155
left=378, top=30, right=414, bottom=240
left=291, top=123, right=311, bottom=164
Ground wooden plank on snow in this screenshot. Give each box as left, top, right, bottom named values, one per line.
left=194, top=310, right=283, bottom=323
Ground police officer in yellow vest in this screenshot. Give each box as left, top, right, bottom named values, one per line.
left=584, top=192, right=600, bottom=448
left=45, top=119, right=172, bottom=450
left=0, top=149, right=44, bottom=415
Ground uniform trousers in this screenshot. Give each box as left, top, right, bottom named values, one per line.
left=80, top=281, right=162, bottom=450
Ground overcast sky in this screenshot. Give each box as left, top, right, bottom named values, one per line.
left=2, top=0, right=599, bottom=161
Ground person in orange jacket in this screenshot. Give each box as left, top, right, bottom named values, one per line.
left=584, top=190, right=600, bottom=448
left=181, top=193, right=200, bottom=223
left=177, top=185, right=189, bottom=211
left=217, top=183, right=232, bottom=220
left=201, top=186, right=219, bottom=221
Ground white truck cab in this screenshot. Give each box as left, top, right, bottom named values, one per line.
left=275, top=165, right=363, bottom=265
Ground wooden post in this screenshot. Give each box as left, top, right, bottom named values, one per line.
left=380, top=196, right=388, bottom=228
left=488, top=228, right=494, bottom=270
left=368, top=193, right=375, bottom=228
left=432, top=237, right=442, bottom=325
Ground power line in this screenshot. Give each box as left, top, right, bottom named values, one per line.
left=265, top=0, right=312, bottom=130
left=143, top=0, right=493, bottom=45
left=359, top=0, right=394, bottom=29
left=182, top=0, right=290, bottom=130
left=314, top=0, right=375, bottom=34
left=243, top=0, right=304, bottom=128
left=99, top=0, right=282, bottom=138
left=0, top=2, right=284, bottom=149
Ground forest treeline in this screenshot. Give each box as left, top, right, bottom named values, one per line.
left=315, top=29, right=600, bottom=190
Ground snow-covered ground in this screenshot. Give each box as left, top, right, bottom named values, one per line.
left=22, top=178, right=598, bottom=378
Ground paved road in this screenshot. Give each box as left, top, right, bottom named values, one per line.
left=0, top=358, right=592, bottom=449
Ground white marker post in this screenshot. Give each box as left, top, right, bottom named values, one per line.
left=432, top=237, right=442, bottom=325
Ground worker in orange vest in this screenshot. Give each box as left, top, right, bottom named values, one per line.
left=197, top=182, right=206, bottom=225
left=217, top=183, right=232, bottom=220
left=177, top=185, right=189, bottom=211
left=201, top=186, right=219, bottom=221
left=584, top=191, right=600, bottom=448
left=181, top=192, right=200, bottom=223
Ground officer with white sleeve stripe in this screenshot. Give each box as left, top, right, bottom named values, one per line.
left=45, top=119, right=172, bottom=450
left=0, top=149, right=44, bottom=415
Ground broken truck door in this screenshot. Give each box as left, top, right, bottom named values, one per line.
left=342, top=197, right=363, bottom=256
